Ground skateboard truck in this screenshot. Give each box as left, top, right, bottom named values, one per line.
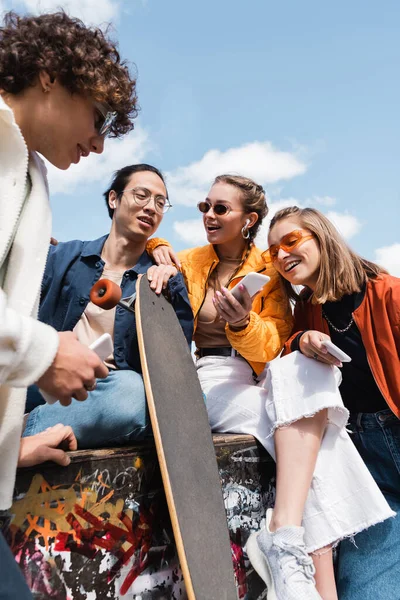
left=90, top=279, right=136, bottom=313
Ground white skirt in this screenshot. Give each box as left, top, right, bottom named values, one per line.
left=196, top=351, right=395, bottom=553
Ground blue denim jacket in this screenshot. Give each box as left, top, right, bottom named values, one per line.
left=38, top=235, right=193, bottom=374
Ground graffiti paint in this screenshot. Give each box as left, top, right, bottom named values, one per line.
left=4, top=436, right=276, bottom=599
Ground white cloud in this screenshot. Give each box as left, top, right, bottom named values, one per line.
left=325, top=211, right=362, bottom=240
left=311, top=195, right=336, bottom=207
left=173, top=219, right=207, bottom=246
left=167, top=141, right=307, bottom=207
left=14, top=0, right=119, bottom=25
left=46, top=127, right=153, bottom=195
left=374, top=244, right=400, bottom=276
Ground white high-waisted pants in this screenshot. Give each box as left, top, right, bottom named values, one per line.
left=196, top=351, right=395, bottom=553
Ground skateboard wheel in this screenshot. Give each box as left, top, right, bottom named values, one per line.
left=90, top=279, right=122, bottom=310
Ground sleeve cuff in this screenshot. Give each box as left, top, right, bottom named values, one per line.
left=8, top=319, right=59, bottom=387
left=291, top=331, right=307, bottom=353
left=146, top=237, right=171, bottom=252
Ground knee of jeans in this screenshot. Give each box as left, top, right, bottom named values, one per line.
left=109, top=369, right=143, bottom=393
left=106, top=370, right=147, bottom=429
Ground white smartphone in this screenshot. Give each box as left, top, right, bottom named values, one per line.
left=40, top=333, right=113, bottom=405
left=231, top=272, right=270, bottom=300
left=323, top=340, right=352, bottom=363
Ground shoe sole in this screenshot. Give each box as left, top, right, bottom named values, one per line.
left=246, top=532, right=277, bottom=600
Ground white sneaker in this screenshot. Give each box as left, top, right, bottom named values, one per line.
left=246, top=509, right=322, bottom=600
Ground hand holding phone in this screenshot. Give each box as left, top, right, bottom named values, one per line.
left=323, top=340, right=351, bottom=363
left=40, top=334, right=113, bottom=405
left=231, top=272, right=270, bottom=300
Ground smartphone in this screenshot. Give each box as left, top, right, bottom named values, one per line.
left=231, top=272, right=270, bottom=300
left=323, top=340, right=351, bottom=363
left=40, top=334, right=113, bottom=405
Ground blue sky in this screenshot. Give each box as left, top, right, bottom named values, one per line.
left=3, top=0, right=400, bottom=274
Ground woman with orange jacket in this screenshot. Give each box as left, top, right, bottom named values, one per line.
left=148, top=175, right=393, bottom=600
left=267, top=205, right=400, bottom=600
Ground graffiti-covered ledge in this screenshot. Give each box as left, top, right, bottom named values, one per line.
left=4, top=434, right=276, bottom=600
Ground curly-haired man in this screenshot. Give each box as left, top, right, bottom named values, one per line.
left=0, top=11, right=138, bottom=597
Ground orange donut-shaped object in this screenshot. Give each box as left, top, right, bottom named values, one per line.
left=90, top=279, right=122, bottom=310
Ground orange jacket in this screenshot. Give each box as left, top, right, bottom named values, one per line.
left=283, top=275, right=400, bottom=418
left=147, top=239, right=293, bottom=376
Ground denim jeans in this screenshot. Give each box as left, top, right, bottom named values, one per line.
left=336, top=409, right=400, bottom=600
left=23, top=370, right=149, bottom=449
left=196, top=352, right=394, bottom=553
left=0, top=532, right=32, bottom=599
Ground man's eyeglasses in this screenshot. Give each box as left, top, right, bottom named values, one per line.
left=268, top=229, right=315, bottom=261
left=197, top=201, right=232, bottom=216
left=94, top=102, right=118, bottom=137
left=120, top=187, right=172, bottom=214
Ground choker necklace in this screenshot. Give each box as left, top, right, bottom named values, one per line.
left=322, top=309, right=354, bottom=333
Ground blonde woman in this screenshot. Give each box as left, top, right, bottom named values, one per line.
left=148, top=177, right=394, bottom=600
left=267, top=206, right=399, bottom=600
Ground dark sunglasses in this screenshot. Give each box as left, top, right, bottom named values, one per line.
left=197, top=201, right=231, bottom=216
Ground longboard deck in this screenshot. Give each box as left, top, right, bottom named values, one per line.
left=136, top=275, right=238, bottom=600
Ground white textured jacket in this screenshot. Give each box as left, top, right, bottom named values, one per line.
left=0, top=96, right=59, bottom=509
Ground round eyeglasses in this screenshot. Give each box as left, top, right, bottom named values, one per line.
left=197, top=201, right=232, bottom=216
left=120, top=187, right=172, bottom=214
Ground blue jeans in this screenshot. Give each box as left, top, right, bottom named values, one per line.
left=23, top=370, right=149, bottom=449
left=0, top=532, right=32, bottom=599
left=336, top=409, right=400, bottom=600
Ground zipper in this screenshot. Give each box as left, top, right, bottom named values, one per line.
left=226, top=264, right=265, bottom=377
left=193, top=260, right=217, bottom=322
left=194, top=258, right=261, bottom=377
left=0, top=126, right=29, bottom=269
left=353, top=311, right=389, bottom=406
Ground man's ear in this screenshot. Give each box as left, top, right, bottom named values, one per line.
left=38, top=71, right=56, bottom=93
left=108, top=190, right=118, bottom=210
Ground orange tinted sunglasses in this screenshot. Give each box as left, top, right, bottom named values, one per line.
left=268, top=229, right=314, bottom=261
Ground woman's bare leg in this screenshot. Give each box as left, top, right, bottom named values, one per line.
left=270, top=409, right=338, bottom=600
left=312, top=548, right=338, bottom=600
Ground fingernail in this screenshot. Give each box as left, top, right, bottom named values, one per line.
left=65, top=456, right=71, bottom=465
left=239, top=284, right=244, bottom=290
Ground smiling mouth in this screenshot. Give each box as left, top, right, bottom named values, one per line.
left=285, top=260, right=301, bottom=272
left=206, top=224, right=221, bottom=232
left=77, top=144, right=89, bottom=159
left=137, top=216, right=154, bottom=227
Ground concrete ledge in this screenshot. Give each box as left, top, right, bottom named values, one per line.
left=4, top=434, right=276, bottom=599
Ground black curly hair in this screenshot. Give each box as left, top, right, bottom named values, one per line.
left=0, top=11, right=138, bottom=137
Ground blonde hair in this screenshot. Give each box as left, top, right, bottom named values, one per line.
left=269, top=206, right=387, bottom=304
left=213, top=174, right=268, bottom=243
